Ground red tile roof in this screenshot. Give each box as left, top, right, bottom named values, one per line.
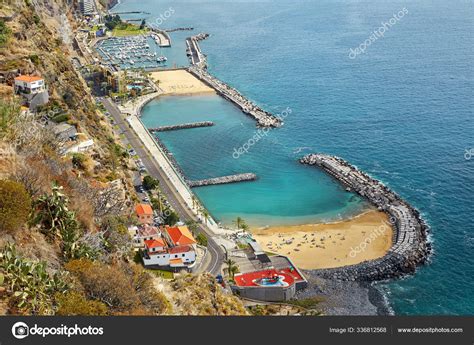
left=136, top=204, right=153, bottom=216
left=168, top=245, right=192, bottom=254
left=14, top=75, right=43, bottom=83
left=144, top=238, right=166, bottom=249
left=166, top=226, right=196, bottom=246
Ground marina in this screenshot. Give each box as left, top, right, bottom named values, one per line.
left=95, top=34, right=168, bottom=69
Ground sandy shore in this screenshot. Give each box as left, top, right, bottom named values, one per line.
left=251, top=210, right=393, bottom=270
left=150, top=70, right=215, bottom=95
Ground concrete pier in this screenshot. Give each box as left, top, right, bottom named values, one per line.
left=186, top=34, right=208, bottom=68
left=188, top=173, right=257, bottom=187
left=149, top=121, right=214, bottom=132
left=149, top=28, right=171, bottom=47
left=300, top=153, right=431, bottom=281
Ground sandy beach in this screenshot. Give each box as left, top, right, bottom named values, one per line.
left=150, top=70, right=215, bottom=95
left=251, top=210, right=393, bottom=270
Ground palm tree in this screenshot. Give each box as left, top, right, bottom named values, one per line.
left=225, top=259, right=239, bottom=280
left=233, top=216, right=247, bottom=230
left=201, top=207, right=210, bottom=225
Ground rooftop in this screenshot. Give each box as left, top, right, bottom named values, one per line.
left=136, top=203, right=153, bottom=216
left=234, top=269, right=297, bottom=287
left=166, top=226, right=196, bottom=246
left=168, top=245, right=193, bottom=254
left=144, top=238, right=166, bottom=249
left=14, top=75, right=43, bottom=83
left=137, top=225, right=160, bottom=237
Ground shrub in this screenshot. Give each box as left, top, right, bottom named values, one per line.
left=66, top=259, right=170, bottom=315
left=32, top=183, right=96, bottom=260
left=0, top=20, right=11, bottom=47
left=0, top=244, right=69, bottom=315
left=72, top=153, right=86, bottom=170
left=0, top=180, right=31, bottom=233
left=65, top=259, right=141, bottom=311
left=56, top=291, right=108, bottom=316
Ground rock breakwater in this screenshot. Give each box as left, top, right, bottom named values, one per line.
left=300, top=153, right=431, bottom=281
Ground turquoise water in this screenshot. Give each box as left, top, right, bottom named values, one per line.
left=116, top=0, right=474, bottom=315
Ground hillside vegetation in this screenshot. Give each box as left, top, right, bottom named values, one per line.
left=0, top=0, right=247, bottom=316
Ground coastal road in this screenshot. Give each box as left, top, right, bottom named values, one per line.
left=102, top=98, right=225, bottom=275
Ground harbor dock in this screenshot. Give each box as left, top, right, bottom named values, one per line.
left=149, top=121, right=214, bottom=132
left=188, top=173, right=258, bottom=187
left=300, top=153, right=431, bottom=281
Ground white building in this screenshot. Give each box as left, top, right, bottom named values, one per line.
left=141, top=226, right=198, bottom=270
left=14, top=75, right=45, bottom=94
left=142, top=243, right=196, bottom=268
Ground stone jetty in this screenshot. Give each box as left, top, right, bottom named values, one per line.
left=188, top=66, right=282, bottom=128
left=185, top=34, right=282, bottom=128
left=188, top=173, right=257, bottom=187
left=149, top=121, right=214, bottom=132
left=300, top=153, right=431, bottom=281
left=166, top=27, right=194, bottom=32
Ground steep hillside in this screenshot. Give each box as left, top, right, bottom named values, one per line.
left=0, top=0, right=247, bottom=316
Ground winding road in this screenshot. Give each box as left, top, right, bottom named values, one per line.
left=101, top=97, right=224, bottom=275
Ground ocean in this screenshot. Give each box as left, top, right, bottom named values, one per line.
left=113, top=0, right=474, bottom=315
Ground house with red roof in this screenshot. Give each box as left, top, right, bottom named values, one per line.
left=13, top=75, right=49, bottom=110
left=141, top=225, right=197, bottom=270
left=135, top=203, right=154, bottom=225
left=164, top=226, right=196, bottom=246
left=14, top=75, right=45, bottom=94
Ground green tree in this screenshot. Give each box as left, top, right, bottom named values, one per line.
left=200, top=207, right=210, bottom=225
left=143, top=175, right=159, bottom=190
left=224, top=259, right=239, bottom=280
left=0, top=180, right=31, bottom=233
left=163, top=209, right=179, bottom=226
left=233, top=217, right=247, bottom=230
left=196, top=233, right=208, bottom=247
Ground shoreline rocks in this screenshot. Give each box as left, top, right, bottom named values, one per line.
left=300, top=153, right=431, bottom=282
